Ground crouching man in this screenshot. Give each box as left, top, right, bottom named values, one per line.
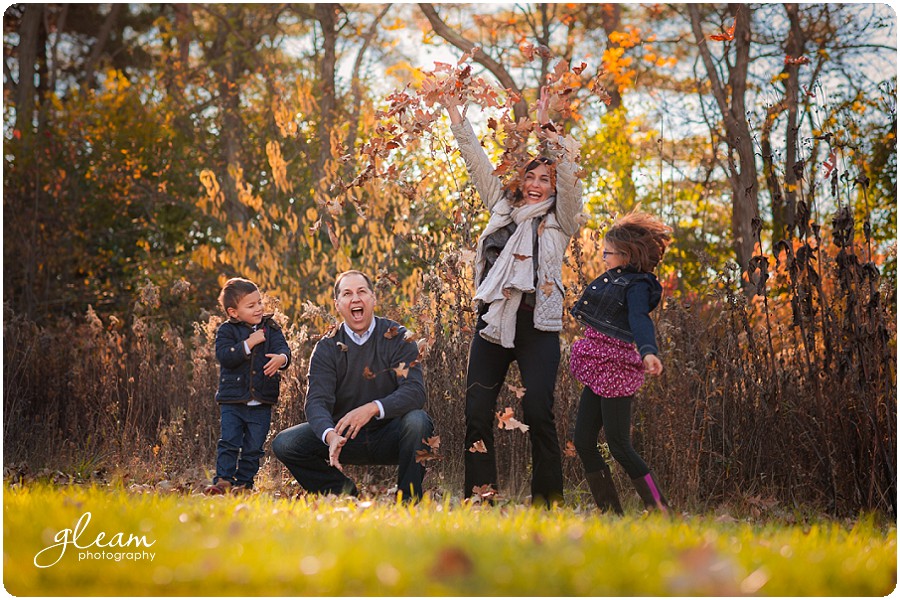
left=273, top=270, right=433, bottom=502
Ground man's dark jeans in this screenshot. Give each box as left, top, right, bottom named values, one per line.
left=272, top=410, right=434, bottom=501
left=215, top=403, right=272, bottom=488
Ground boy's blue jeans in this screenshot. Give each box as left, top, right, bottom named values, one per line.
left=215, top=403, right=272, bottom=488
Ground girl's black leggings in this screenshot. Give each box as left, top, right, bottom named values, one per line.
left=573, top=386, right=650, bottom=479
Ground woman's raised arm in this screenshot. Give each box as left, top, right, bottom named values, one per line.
left=537, top=86, right=583, bottom=237
left=442, top=96, right=505, bottom=212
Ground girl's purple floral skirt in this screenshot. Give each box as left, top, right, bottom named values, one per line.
left=570, top=327, right=644, bottom=397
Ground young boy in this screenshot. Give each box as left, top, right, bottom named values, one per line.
left=207, top=277, right=291, bottom=493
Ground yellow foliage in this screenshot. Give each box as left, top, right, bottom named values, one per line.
left=266, top=141, right=293, bottom=194
left=386, top=61, right=426, bottom=88
left=608, top=27, right=642, bottom=49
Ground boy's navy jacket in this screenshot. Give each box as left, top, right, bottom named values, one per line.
left=570, top=267, right=663, bottom=357
left=215, top=314, right=291, bottom=404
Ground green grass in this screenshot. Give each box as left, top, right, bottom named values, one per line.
left=4, top=483, right=896, bottom=596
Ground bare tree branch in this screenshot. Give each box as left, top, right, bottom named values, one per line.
left=418, top=3, right=528, bottom=120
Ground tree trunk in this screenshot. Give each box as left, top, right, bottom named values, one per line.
left=314, top=3, right=337, bottom=194
left=15, top=4, right=43, bottom=142
left=346, top=5, right=391, bottom=181
left=779, top=2, right=805, bottom=240
left=81, top=3, right=123, bottom=90
left=210, top=7, right=249, bottom=225
left=594, top=3, right=623, bottom=111
left=690, top=4, right=759, bottom=278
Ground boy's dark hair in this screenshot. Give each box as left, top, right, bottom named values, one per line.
left=606, top=211, right=672, bottom=272
left=219, top=277, right=259, bottom=312
left=333, top=270, right=374, bottom=299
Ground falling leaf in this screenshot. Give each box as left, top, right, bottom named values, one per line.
left=336, top=341, right=348, bottom=352
left=430, top=547, right=474, bottom=579
left=506, top=383, right=526, bottom=399
left=541, top=280, right=555, bottom=297
left=572, top=61, right=588, bottom=75
left=822, top=149, right=838, bottom=179
left=784, top=55, right=810, bottom=65
left=518, top=39, right=535, bottom=61
left=416, top=448, right=440, bottom=464
left=363, top=366, right=377, bottom=379
left=393, top=362, right=409, bottom=378
left=326, top=221, right=339, bottom=248
left=709, top=18, right=736, bottom=42
left=458, top=46, right=480, bottom=65
left=536, top=44, right=553, bottom=59
left=564, top=441, right=577, bottom=458
left=512, top=253, right=529, bottom=261
left=424, top=436, right=441, bottom=450
left=469, top=440, right=488, bottom=453
left=472, top=484, right=498, bottom=499
left=384, top=325, right=400, bottom=339
left=497, top=407, right=529, bottom=433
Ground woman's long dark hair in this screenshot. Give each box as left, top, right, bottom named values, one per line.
left=506, top=156, right=556, bottom=206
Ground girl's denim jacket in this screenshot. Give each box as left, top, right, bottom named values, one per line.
left=570, top=267, right=663, bottom=357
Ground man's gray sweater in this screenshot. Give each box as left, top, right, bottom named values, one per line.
left=304, top=317, right=427, bottom=441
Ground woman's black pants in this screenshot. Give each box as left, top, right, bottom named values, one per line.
left=464, top=308, right=564, bottom=506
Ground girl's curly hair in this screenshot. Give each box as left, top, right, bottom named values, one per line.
left=605, top=211, right=672, bottom=272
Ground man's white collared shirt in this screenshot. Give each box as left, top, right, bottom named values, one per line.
left=343, top=319, right=376, bottom=345
left=321, top=318, right=384, bottom=443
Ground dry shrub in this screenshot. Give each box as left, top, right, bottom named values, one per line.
left=3, top=221, right=895, bottom=515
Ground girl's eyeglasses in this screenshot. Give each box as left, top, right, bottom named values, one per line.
left=602, top=250, right=624, bottom=259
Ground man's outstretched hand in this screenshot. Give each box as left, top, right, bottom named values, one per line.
left=326, top=431, right=347, bottom=471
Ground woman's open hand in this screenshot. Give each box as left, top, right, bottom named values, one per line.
left=536, top=85, right=559, bottom=142
left=537, top=85, right=550, bottom=126
left=441, top=92, right=465, bottom=125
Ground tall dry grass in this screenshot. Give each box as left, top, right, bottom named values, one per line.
left=3, top=211, right=895, bottom=515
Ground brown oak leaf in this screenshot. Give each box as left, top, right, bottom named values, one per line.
left=363, top=366, right=377, bottom=380
left=468, top=440, right=488, bottom=453
left=541, top=279, right=555, bottom=297
left=384, top=325, right=400, bottom=339
left=518, top=39, right=535, bottom=61
left=416, top=449, right=440, bottom=465
left=393, top=362, right=409, bottom=379
left=472, top=484, right=498, bottom=500
left=506, top=383, right=526, bottom=399
left=424, top=436, right=441, bottom=450
left=512, top=253, right=530, bottom=261
left=784, top=55, right=810, bottom=65
left=336, top=341, right=348, bottom=352
left=709, top=18, right=736, bottom=42
left=497, top=407, right=530, bottom=433
left=564, top=440, right=577, bottom=458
